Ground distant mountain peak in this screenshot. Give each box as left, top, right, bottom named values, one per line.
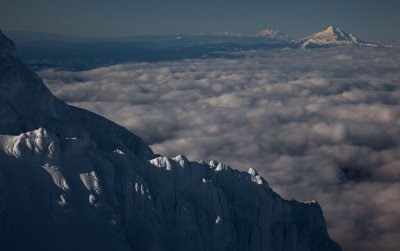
left=256, top=28, right=289, bottom=40
left=299, top=26, right=377, bottom=48
left=320, top=25, right=357, bottom=40
left=257, top=28, right=280, bottom=36
left=326, top=25, right=336, bottom=31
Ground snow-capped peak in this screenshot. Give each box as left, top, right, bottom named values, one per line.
left=256, top=28, right=288, bottom=39
left=299, top=25, right=377, bottom=48
left=314, top=26, right=358, bottom=42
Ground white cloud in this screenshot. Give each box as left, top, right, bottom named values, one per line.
left=38, top=47, right=400, bottom=251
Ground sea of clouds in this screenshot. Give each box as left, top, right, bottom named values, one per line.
left=39, top=47, right=400, bottom=251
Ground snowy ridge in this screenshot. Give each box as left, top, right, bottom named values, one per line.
left=0, top=30, right=341, bottom=250
left=299, top=26, right=378, bottom=48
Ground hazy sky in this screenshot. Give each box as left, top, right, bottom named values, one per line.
left=1, top=0, right=399, bottom=40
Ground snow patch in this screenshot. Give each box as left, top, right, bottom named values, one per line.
left=79, top=171, right=102, bottom=195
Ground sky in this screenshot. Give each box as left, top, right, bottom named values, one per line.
left=1, top=0, right=400, bottom=41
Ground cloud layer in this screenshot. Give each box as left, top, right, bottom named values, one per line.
left=39, top=47, right=400, bottom=251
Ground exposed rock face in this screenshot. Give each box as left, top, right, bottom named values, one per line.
left=0, top=30, right=341, bottom=251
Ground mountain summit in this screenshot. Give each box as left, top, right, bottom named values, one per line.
left=0, top=30, right=341, bottom=251
left=256, top=28, right=289, bottom=40
left=299, top=26, right=377, bottom=48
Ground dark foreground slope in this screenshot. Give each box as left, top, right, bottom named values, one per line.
left=0, top=31, right=341, bottom=251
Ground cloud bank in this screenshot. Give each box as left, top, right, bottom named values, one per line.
left=39, top=47, right=400, bottom=251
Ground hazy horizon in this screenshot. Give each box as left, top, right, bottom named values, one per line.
left=1, top=0, right=400, bottom=41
